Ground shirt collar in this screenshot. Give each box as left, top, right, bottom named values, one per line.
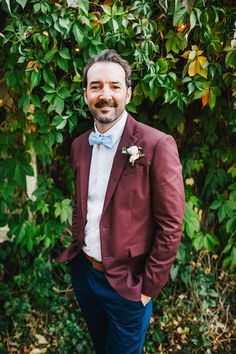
left=94, top=111, right=128, bottom=146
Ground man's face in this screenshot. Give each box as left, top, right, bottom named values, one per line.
left=84, top=62, right=132, bottom=128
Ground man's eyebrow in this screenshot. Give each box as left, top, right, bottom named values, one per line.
left=88, top=81, right=122, bottom=85
left=89, top=81, right=100, bottom=85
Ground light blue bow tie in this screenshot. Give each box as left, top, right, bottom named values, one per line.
left=89, top=131, right=114, bottom=149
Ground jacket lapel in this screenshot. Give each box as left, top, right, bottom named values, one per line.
left=102, top=115, right=137, bottom=216
left=79, top=132, right=93, bottom=223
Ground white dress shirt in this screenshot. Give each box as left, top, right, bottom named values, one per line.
left=83, top=111, right=128, bottom=261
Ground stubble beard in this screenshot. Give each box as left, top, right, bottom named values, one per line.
left=93, top=111, right=119, bottom=125
left=91, top=105, right=125, bottom=125
left=89, top=99, right=125, bottom=126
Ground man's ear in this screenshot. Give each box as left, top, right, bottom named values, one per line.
left=83, top=88, right=88, bottom=104
left=126, top=87, right=132, bottom=105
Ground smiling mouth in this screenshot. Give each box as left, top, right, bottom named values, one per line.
left=100, top=108, right=113, bottom=114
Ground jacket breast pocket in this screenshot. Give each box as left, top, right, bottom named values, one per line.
left=122, top=165, right=144, bottom=177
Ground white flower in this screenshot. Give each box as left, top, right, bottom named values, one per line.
left=127, top=145, right=139, bottom=155
left=122, top=145, right=145, bottom=167
left=129, top=154, right=140, bottom=165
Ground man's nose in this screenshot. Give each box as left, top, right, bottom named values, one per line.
left=99, top=86, right=112, bottom=99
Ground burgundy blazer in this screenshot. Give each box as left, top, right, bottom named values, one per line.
left=55, top=114, right=185, bottom=301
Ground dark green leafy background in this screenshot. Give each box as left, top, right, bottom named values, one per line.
left=0, top=0, right=235, bottom=353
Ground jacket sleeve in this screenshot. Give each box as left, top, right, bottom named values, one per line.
left=142, top=135, right=185, bottom=298
left=71, top=141, right=80, bottom=247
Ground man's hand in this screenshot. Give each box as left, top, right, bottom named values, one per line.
left=141, top=293, right=151, bottom=306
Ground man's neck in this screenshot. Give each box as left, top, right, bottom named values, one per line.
left=96, top=122, right=116, bottom=134
left=95, top=111, right=126, bottom=134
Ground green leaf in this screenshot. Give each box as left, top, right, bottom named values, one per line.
left=226, top=216, right=236, bottom=234
left=43, top=68, right=56, bottom=87
left=183, top=0, right=194, bottom=15
left=31, top=70, right=42, bottom=87
left=58, top=87, right=71, bottom=98
left=55, top=132, right=63, bottom=144
left=192, top=232, right=204, bottom=251
left=225, top=51, right=236, bottom=69
left=73, top=23, right=84, bottom=44
left=78, top=15, right=91, bottom=27
left=173, top=2, right=187, bottom=26
left=165, top=30, right=187, bottom=54
left=222, top=256, right=232, bottom=268
left=112, top=19, right=119, bottom=32
left=52, top=115, right=64, bottom=127
left=157, top=58, right=168, bottom=74
left=170, top=264, right=179, bottom=281
left=223, top=247, right=236, bottom=268
left=189, top=10, right=197, bottom=31
left=100, top=14, right=111, bottom=24
left=31, top=94, right=41, bottom=108
left=42, top=86, right=56, bottom=94
left=223, top=238, right=233, bottom=254
left=22, top=163, right=34, bottom=177
left=209, top=91, right=216, bottom=110
left=193, top=90, right=205, bottom=100
left=54, top=199, right=72, bottom=223
left=78, top=0, right=89, bottom=15
left=218, top=205, right=226, bottom=223
left=59, top=18, right=71, bottom=31
left=14, top=165, right=26, bottom=188
left=101, top=5, right=111, bottom=15
left=66, top=0, right=78, bottom=7
left=16, top=0, right=27, bottom=8
left=18, top=95, right=30, bottom=113
left=126, top=101, right=137, bottom=113
left=58, top=57, right=68, bottom=72
left=184, top=202, right=200, bottom=238
left=52, top=96, right=64, bottom=115
left=210, top=199, right=223, bottom=210
left=57, top=119, right=67, bottom=130
left=193, top=232, right=219, bottom=252
left=59, top=48, right=71, bottom=60
left=4, top=0, right=12, bottom=14
left=159, top=105, right=184, bottom=129
left=52, top=115, right=68, bottom=130
left=44, top=50, right=57, bottom=63
left=204, top=233, right=219, bottom=252
left=4, top=71, right=17, bottom=87
left=229, top=247, right=236, bottom=267
left=34, top=3, right=40, bottom=12
left=43, top=93, right=55, bottom=104
left=15, top=221, right=36, bottom=252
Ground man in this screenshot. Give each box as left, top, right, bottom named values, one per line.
left=55, top=49, right=185, bottom=354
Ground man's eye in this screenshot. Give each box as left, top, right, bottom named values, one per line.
left=90, top=86, right=99, bottom=89
left=113, top=86, right=120, bottom=89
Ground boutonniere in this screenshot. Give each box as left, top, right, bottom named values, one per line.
left=122, top=145, right=145, bottom=167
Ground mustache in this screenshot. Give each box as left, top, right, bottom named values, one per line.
left=95, top=99, right=118, bottom=108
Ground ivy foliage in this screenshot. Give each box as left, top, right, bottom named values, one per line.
left=0, top=0, right=236, bottom=352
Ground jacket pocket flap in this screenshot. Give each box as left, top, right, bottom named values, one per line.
left=129, top=242, right=150, bottom=258
left=122, top=165, right=143, bottom=176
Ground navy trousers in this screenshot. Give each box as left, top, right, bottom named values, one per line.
left=71, top=252, right=152, bottom=354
